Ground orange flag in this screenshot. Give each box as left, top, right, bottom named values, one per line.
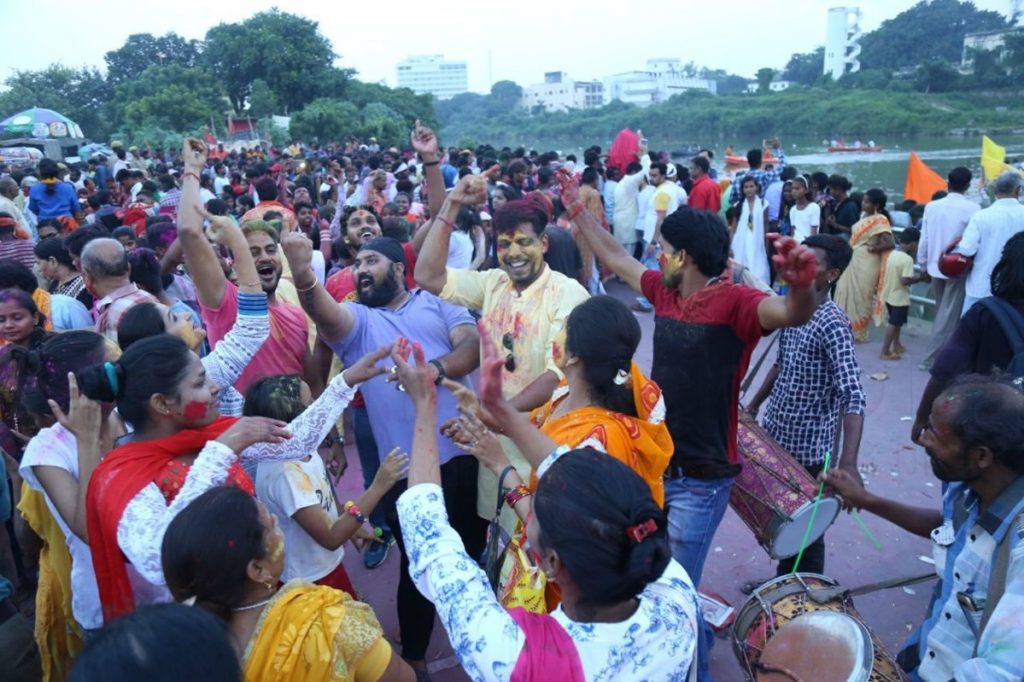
left=903, top=152, right=947, bottom=204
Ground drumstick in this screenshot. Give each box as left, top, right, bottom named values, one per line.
left=791, top=450, right=831, bottom=573
left=851, top=510, right=884, bottom=550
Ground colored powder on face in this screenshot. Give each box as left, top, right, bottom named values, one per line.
left=183, top=400, right=209, bottom=421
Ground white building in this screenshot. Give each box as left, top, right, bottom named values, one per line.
left=962, top=28, right=1024, bottom=66
left=746, top=79, right=794, bottom=93
left=824, top=7, right=863, bottom=80
left=603, top=59, right=716, bottom=107
left=520, top=72, right=604, bottom=113
left=395, top=55, right=468, bottom=100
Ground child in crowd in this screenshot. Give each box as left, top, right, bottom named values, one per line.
left=246, top=375, right=408, bottom=595
left=880, top=227, right=927, bottom=360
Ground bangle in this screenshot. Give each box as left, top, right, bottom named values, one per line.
left=295, top=277, right=318, bottom=293
left=182, top=171, right=201, bottom=184
left=422, top=160, right=440, bottom=167
left=567, top=203, right=584, bottom=221
left=344, top=501, right=367, bottom=525
left=504, top=484, right=532, bottom=508
left=436, top=215, right=455, bottom=231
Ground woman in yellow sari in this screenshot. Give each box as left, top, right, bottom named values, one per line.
left=162, top=486, right=415, bottom=682
left=834, top=189, right=895, bottom=342
left=446, top=295, right=673, bottom=508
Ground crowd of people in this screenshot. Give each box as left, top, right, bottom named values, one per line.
left=0, top=122, right=1021, bottom=682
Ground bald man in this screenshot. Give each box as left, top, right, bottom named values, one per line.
left=81, top=237, right=157, bottom=341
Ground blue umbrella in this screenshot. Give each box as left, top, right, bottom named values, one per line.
left=0, top=107, right=83, bottom=138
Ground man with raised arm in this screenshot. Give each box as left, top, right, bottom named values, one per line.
left=280, top=225, right=483, bottom=681
left=415, top=173, right=590, bottom=527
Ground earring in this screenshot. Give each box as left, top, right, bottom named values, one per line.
left=264, top=579, right=275, bottom=592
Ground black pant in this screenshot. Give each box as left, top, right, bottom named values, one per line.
left=776, top=462, right=826, bottom=576
left=381, top=455, right=489, bottom=661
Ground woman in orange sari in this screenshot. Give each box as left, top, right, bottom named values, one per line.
left=446, top=296, right=673, bottom=508
left=834, top=189, right=895, bottom=342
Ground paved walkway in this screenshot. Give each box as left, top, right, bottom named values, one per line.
left=334, top=280, right=941, bottom=681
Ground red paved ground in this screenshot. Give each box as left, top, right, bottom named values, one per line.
left=334, top=280, right=940, bottom=681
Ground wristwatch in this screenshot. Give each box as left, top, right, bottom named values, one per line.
left=320, top=435, right=343, bottom=448
left=429, top=359, right=447, bottom=386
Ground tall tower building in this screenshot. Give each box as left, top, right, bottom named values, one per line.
left=824, top=7, right=863, bottom=80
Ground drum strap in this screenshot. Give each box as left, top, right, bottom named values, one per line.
left=739, top=331, right=779, bottom=399
left=973, top=509, right=1024, bottom=657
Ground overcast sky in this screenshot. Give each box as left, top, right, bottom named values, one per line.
left=4, top=0, right=1015, bottom=92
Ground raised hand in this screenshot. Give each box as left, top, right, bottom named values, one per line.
left=411, top=119, right=440, bottom=160
left=448, top=168, right=495, bottom=207
left=449, top=412, right=509, bottom=474
left=342, top=345, right=392, bottom=386
left=193, top=205, right=241, bottom=245
left=280, top=227, right=314, bottom=274
left=392, top=338, right=436, bottom=404
left=182, top=137, right=208, bottom=172
left=554, top=168, right=581, bottom=207
left=372, top=448, right=411, bottom=490
left=477, top=320, right=506, bottom=411
left=216, top=417, right=292, bottom=454
left=49, top=372, right=102, bottom=442
left=768, top=233, right=817, bottom=289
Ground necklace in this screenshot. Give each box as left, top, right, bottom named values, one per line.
left=232, top=597, right=273, bottom=612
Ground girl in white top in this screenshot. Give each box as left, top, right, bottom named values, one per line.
left=247, top=374, right=408, bottom=586
left=789, top=176, right=821, bottom=244
left=731, top=176, right=771, bottom=286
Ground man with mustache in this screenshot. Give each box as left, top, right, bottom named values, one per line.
left=826, top=375, right=1024, bottom=682
left=282, top=229, right=483, bottom=682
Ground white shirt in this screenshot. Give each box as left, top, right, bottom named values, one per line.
left=790, top=202, right=821, bottom=243
left=612, top=155, right=652, bottom=246
left=918, top=192, right=981, bottom=279
left=213, top=176, right=230, bottom=196
left=765, top=180, right=784, bottom=221
left=256, top=454, right=344, bottom=582
left=447, top=230, right=474, bottom=270
left=957, top=198, right=1024, bottom=298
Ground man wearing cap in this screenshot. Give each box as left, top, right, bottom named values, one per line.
left=281, top=230, right=485, bottom=680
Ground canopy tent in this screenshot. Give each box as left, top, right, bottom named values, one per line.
left=0, top=107, right=84, bottom=139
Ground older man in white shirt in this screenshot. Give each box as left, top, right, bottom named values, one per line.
left=917, top=167, right=980, bottom=369
left=957, top=170, right=1024, bottom=316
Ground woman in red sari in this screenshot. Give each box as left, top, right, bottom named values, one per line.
left=77, top=334, right=390, bottom=623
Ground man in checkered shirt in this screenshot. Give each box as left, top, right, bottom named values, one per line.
left=746, top=234, right=866, bottom=576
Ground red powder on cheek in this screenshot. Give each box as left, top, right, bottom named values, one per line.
left=183, top=401, right=210, bottom=421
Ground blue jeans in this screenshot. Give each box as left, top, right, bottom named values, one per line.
left=353, top=405, right=390, bottom=532
left=665, top=474, right=734, bottom=682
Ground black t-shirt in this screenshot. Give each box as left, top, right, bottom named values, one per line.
left=829, top=197, right=860, bottom=236
left=932, top=297, right=1024, bottom=383
left=543, top=226, right=583, bottom=284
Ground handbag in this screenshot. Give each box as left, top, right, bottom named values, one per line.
left=498, top=531, right=547, bottom=613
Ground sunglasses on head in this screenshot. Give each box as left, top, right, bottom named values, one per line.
left=502, top=332, right=516, bottom=372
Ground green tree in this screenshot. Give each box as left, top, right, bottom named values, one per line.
left=289, top=99, right=360, bottom=142
left=784, top=48, right=825, bottom=86
left=968, top=48, right=1008, bottom=87
left=0, top=65, right=113, bottom=140
left=248, top=79, right=279, bottom=118
left=858, top=0, right=1008, bottom=70
left=203, top=9, right=334, bottom=114
left=111, top=64, right=226, bottom=132
left=489, top=80, right=524, bottom=112
left=1004, top=32, right=1024, bottom=78
left=104, top=33, right=201, bottom=85
left=914, top=59, right=963, bottom=93
left=756, top=68, right=777, bottom=93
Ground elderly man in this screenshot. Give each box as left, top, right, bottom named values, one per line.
left=0, top=178, right=33, bottom=240
left=80, top=237, right=157, bottom=340
left=827, top=375, right=1024, bottom=681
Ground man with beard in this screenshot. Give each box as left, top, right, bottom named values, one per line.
left=281, top=230, right=484, bottom=681
left=177, top=138, right=318, bottom=395
left=415, top=174, right=590, bottom=528
left=826, top=375, right=1024, bottom=682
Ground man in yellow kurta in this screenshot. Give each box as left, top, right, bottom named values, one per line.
left=415, top=174, right=589, bottom=528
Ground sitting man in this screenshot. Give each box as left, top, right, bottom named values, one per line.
left=827, top=374, right=1024, bottom=681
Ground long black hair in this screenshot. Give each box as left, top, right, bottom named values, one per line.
left=565, top=297, right=641, bottom=417
left=6, top=330, right=109, bottom=419
left=992, top=232, right=1024, bottom=303
left=534, top=449, right=670, bottom=607
left=161, top=487, right=267, bottom=622
left=116, top=302, right=166, bottom=351
left=77, top=334, right=192, bottom=430
left=0, top=288, right=48, bottom=348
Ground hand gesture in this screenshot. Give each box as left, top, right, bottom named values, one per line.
left=391, top=337, right=436, bottom=403
left=768, top=233, right=817, bottom=289
left=448, top=167, right=497, bottom=207
left=554, top=168, right=581, bottom=207
left=821, top=468, right=868, bottom=512
left=410, top=120, right=439, bottom=161
left=448, top=412, right=509, bottom=474
left=476, top=320, right=507, bottom=412
left=50, top=372, right=103, bottom=442
left=341, top=345, right=392, bottom=386
left=182, top=137, right=208, bottom=172
left=352, top=525, right=384, bottom=552
left=371, top=447, right=410, bottom=490
left=280, top=227, right=314, bottom=274
left=216, top=417, right=291, bottom=454
left=193, top=204, right=241, bottom=245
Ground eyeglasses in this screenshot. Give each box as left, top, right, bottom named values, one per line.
left=502, top=332, right=516, bottom=372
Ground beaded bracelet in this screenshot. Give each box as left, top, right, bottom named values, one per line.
left=504, top=484, right=532, bottom=508
left=343, top=501, right=366, bottom=525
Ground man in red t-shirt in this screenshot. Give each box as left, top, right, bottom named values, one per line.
left=687, top=156, right=721, bottom=213
left=558, top=168, right=818, bottom=591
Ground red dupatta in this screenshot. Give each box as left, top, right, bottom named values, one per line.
left=86, top=416, right=247, bottom=623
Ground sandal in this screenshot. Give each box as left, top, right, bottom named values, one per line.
left=880, top=351, right=902, bottom=361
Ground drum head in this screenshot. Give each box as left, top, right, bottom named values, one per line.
left=758, top=612, right=874, bottom=682
left=770, top=497, right=841, bottom=559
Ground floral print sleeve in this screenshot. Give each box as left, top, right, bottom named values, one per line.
left=397, top=483, right=526, bottom=681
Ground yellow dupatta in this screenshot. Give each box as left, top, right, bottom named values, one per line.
left=835, top=214, right=892, bottom=338
left=242, top=581, right=390, bottom=682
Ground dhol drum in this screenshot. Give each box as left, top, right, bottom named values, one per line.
left=733, top=573, right=908, bottom=682
left=730, top=413, right=841, bottom=558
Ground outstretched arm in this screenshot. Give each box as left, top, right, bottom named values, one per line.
left=281, top=227, right=354, bottom=342
left=407, top=121, right=445, bottom=257
left=824, top=469, right=940, bottom=539
left=756, top=233, right=817, bottom=331
left=557, top=169, right=645, bottom=292
left=415, top=171, right=492, bottom=294
left=178, top=138, right=228, bottom=309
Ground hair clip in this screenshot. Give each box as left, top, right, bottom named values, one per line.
left=103, top=361, right=120, bottom=398
left=613, top=369, right=629, bottom=386
left=626, top=519, right=658, bottom=544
